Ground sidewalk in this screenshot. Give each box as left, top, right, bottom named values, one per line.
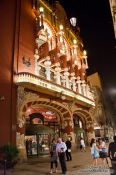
left=4, top=148, right=111, bottom=175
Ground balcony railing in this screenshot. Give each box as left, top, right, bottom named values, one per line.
left=16, top=72, right=95, bottom=107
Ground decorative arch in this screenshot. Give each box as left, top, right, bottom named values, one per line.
left=73, top=108, right=93, bottom=125
left=17, top=87, right=72, bottom=129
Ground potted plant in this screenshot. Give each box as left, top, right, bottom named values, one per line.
left=0, top=144, right=19, bottom=168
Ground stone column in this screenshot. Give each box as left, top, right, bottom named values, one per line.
left=64, top=69, right=70, bottom=89
left=54, top=66, right=61, bottom=85
left=77, top=76, right=82, bottom=94
left=81, top=80, right=87, bottom=96
left=34, top=49, right=40, bottom=75
left=16, top=123, right=27, bottom=161
left=44, top=57, right=51, bottom=81
left=86, top=123, right=95, bottom=143
left=61, top=75, right=66, bottom=87
left=71, top=74, right=76, bottom=92
left=62, top=118, right=75, bottom=144
left=17, top=87, right=27, bottom=161
left=86, top=84, right=94, bottom=100
left=69, top=80, right=72, bottom=90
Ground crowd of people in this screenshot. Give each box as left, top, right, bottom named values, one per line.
left=90, top=136, right=116, bottom=175
left=48, top=136, right=116, bottom=175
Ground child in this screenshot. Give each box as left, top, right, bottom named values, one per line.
left=50, top=139, right=58, bottom=174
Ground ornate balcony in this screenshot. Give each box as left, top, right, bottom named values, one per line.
left=16, top=72, right=95, bottom=107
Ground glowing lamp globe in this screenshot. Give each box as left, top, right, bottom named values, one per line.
left=70, top=17, right=77, bottom=27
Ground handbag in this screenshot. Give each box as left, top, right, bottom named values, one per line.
left=68, top=149, right=71, bottom=152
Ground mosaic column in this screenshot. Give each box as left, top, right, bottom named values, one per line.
left=16, top=122, right=27, bottom=161
left=54, top=66, right=61, bottom=85
left=44, top=57, right=51, bottom=81
left=17, top=87, right=27, bottom=160
left=81, top=80, right=87, bottom=96
left=61, top=75, right=66, bottom=87
left=64, top=68, right=70, bottom=89
left=34, top=49, right=40, bottom=75
left=86, top=122, right=95, bottom=143
left=61, top=115, right=75, bottom=143
left=71, top=74, right=76, bottom=92
left=77, top=76, right=82, bottom=94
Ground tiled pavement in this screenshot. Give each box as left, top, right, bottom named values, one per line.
left=1, top=148, right=111, bottom=175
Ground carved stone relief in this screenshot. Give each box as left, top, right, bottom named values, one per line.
left=17, top=86, right=40, bottom=128
left=16, top=132, right=25, bottom=149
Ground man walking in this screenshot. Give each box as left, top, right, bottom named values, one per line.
left=56, top=138, right=67, bottom=175
left=66, top=137, right=72, bottom=161
left=108, top=136, right=116, bottom=175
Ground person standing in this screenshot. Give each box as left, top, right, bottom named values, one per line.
left=90, top=138, right=99, bottom=166
left=66, top=137, right=72, bottom=161
left=49, top=139, right=58, bottom=174
left=97, top=138, right=108, bottom=166
left=56, top=138, right=67, bottom=175
left=108, top=136, right=116, bottom=175
left=80, top=137, right=86, bottom=152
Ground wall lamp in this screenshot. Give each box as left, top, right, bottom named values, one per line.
left=0, top=96, right=5, bottom=101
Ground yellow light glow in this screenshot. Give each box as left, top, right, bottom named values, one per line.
left=83, top=50, right=87, bottom=56
left=73, top=39, right=77, bottom=44
left=39, top=7, right=44, bottom=13
left=59, top=25, right=63, bottom=31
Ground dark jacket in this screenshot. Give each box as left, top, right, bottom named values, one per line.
left=108, top=141, right=116, bottom=160
left=66, top=140, right=71, bottom=149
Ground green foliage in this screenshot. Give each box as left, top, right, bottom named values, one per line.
left=0, top=144, right=19, bottom=161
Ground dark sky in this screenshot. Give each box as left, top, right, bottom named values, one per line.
left=59, top=0, right=116, bottom=103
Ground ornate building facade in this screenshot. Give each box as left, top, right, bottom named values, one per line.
left=0, top=0, right=95, bottom=158
left=109, top=0, right=116, bottom=38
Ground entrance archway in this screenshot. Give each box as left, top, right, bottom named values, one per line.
left=73, top=113, right=86, bottom=147
left=16, top=90, right=74, bottom=159
left=73, top=109, right=95, bottom=147
left=24, top=106, right=62, bottom=157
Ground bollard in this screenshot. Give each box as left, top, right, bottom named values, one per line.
left=4, top=160, right=6, bottom=175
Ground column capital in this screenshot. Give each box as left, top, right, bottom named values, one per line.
left=44, top=59, right=51, bottom=67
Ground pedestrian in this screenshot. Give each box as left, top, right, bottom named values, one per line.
left=56, top=137, right=67, bottom=175
left=66, top=137, right=72, bottom=161
left=90, top=138, right=99, bottom=166
left=49, top=139, right=58, bottom=174
left=80, top=137, right=86, bottom=152
left=108, top=135, right=116, bottom=175
left=97, top=138, right=108, bottom=166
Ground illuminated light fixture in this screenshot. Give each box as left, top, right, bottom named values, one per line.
left=83, top=50, right=87, bottom=56
left=59, top=24, right=63, bottom=31
left=0, top=96, right=5, bottom=101
left=73, top=39, right=77, bottom=45
left=74, top=60, right=78, bottom=65
left=70, top=17, right=77, bottom=27
left=39, top=7, right=44, bottom=13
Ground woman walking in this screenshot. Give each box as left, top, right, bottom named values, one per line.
left=97, top=138, right=108, bottom=166
left=49, top=139, right=58, bottom=174
left=80, top=137, right=86, bottom=152
left=90, top=138, right=99, bottom=166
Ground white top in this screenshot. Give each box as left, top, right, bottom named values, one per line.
left=56, top=141, right=67, bottom=153
left=80, top=139, right=85, bottom=147
left=91, top=143, right=96, bottom=154
left=99, top=141, right=107, bottom=151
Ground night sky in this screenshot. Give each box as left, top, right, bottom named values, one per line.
left=59, top=0, right=116, bottom=107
